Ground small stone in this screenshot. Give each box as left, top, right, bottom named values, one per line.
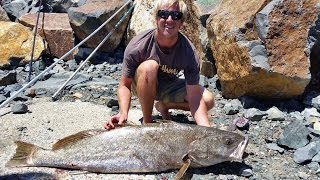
left=314, top=121, right=320, bottom=131
left=25, top=88, right=36, bottom=98
left=239, top=167, right=253, bottom=177
left=12, top=103, right=28, bottom=114
left=233, top=116, right=249, bottom=129
left=107, top=99, right=118, bottom=108
left=266, top=143, right=284, bottom=153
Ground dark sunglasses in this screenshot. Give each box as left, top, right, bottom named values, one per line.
left=157, top=10, right=183, bottom=20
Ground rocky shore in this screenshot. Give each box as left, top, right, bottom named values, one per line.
left=0, top=0, right=319, bottom=179
left=1, top=53, right=320, bottom=179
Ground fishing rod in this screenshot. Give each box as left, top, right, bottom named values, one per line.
left=0, top=0, right=133, bottom=109
left=51, top=3, right=135, bottom=100
left=28, top=0, right=42, bottom=82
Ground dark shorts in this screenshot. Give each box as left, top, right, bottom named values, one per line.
left=132, top=76, right=187, bottom=103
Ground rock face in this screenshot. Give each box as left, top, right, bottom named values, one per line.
left=193, top=0, right=220, bottom=77
left=0, top=5, right=10, bottom=21
left=0, top=21, right=45, bottom=67
left=19, top=13, right=74, bottom=60
left=127, top=0, right=156, bottom=40
left=127, top=0, right=206, bottom=76
left=68, top=0, right=131, bottom=53
left=207, top=0, right=319, bottom=99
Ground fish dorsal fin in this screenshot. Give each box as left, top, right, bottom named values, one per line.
left=52, top=129, right=106, bottom=151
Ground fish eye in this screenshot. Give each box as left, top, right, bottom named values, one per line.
left=224, top=138, right=233, bottom=145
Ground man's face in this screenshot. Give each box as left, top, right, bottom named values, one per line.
left=156, top=3, right=183, bottom=39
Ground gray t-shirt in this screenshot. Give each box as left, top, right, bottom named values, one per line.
left=122, top=29, right=200, bottom=85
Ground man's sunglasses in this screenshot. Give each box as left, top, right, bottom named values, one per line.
left=157, top=10, right=183, bottom=20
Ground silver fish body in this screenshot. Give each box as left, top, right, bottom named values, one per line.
left=6, top=121, right=248, bottom=173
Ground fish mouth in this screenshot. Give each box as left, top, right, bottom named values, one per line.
left=229, top=136, right=249, bottom=161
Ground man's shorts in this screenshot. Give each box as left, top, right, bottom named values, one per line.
left=132, top=76, right=187, bottom=103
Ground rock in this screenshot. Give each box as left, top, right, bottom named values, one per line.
left=4, top=84, right=23, bottom=96
left=0, top=70, right=17, bottom=86
left=68, top=0, right=131, bottom=52
left=312, top=152, right=320, bottom=162
left=207, top=0, right=318, bottom=98
left=289, top=111, right=305, bottom=122
left=294, top=141, right=320, bottom=164
left=0, top=21, right=45, bottom=67
left=49, top=0, right=87, bottom=13
left=244, top=108, right=266, bottom=121
left=200, top=60, right=216, bottom=78
left=24, top=88, right=36, bottom=98
left=314, top=121, right=320, bottom=132
left=0, top=95, right=6, bottom=104
left=233, top=116, right=249, bottom=130
left=239, top=166, right=253, bottom=177
left=107, top=99, right=118, bottom=108
left=19, top=13, right=74, bottom=60
left=297, top=171, right=310, bottom=180
left=266, top=106, right=286, bottom=121
left=194, top=0, right=221, bottom=15
left=302, top=108, right=320, bottom=123
left=303, top=91, right=320, bottom=111
left=2, top=0, right=29, bottom=20
left=307, top=161, right=320, bottom=171
left=0, top=5, right=10, bottom=21
left=278, top=120, right=311, bottom=149
left=11, top=103, right=28, bottom=114
left=223, top=99, right=242, bottom=115
left=266, top=143, right=284, bottom=153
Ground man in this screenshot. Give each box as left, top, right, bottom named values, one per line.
left=104, top=0, right=214, bottom=129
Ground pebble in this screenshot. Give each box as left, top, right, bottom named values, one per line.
left=11, top=103, right=28, bottom=114
left=239, top=167, right=253, bottom=177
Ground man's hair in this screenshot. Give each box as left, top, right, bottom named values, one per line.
left=155, top=0, right=187, bottom=22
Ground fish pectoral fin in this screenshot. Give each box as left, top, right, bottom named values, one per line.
left=6, top=141, right=41, bottom=167
left=52, top=129, right=106, bottom=151
left=174, top=155, right=192, bottom=180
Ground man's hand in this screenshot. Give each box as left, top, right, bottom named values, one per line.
left=104, top=113, right=127, bottom=130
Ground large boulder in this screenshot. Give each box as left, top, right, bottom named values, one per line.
left=68, top=0, right=131, bottom=53
left=207, top=0, right=319, bottom=99
left=0, top=21, right=45, bottom=67
left=19, top=13, right=74, bottom=60
left=2, top=0, right=29, bottom=20
left=128, top=0, right=208, bottom=76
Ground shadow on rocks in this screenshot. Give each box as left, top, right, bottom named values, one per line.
left=189, top=162, right=252, bottom=176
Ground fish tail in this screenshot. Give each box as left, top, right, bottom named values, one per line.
left=6, top=141, right=40, bottom=167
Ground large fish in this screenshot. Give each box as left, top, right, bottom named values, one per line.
left=6, top=121, right=248, bottom=174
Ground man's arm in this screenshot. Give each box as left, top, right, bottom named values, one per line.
left=186, top=84, right=211, bottom=127
left=117, top=74, right=133, bottom=120
left=104, top=74, right=133, bottom=129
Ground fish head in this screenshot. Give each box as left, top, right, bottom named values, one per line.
left=187, top=130, right=248, bottom=167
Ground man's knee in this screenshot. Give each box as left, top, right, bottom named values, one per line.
left=135, top=60, right=159, bottom=87
left=136, top=60, right=159, bottom=79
